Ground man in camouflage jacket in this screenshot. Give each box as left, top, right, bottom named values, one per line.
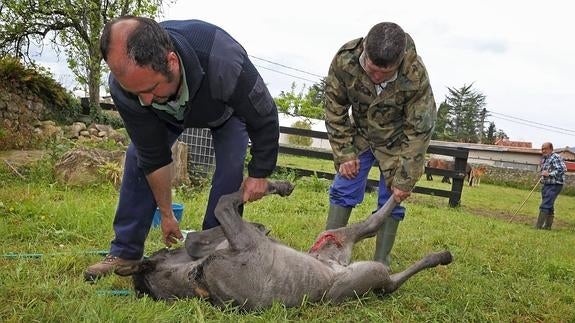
left=324, top=22, right=436, bottom=267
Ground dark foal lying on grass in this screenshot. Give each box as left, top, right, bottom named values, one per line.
left=119, top=181, right=453, bottom=310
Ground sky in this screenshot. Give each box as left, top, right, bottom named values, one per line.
left=38, top=0, right=575, bottom=149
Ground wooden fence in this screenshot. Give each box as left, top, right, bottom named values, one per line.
left=279, top=126, right=469, bottom=207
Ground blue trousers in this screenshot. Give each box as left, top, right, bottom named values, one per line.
left=329, top=149, right=406, bottom=220
left=110, top=116, right=248, bottom=260
left=539, top=183, right=563, bottom=215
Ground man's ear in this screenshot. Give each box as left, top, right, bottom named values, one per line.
left=167, top=51, right=179, bottom=72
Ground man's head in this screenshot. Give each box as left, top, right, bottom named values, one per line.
left=360, top=22, right=406, bottom=85
left=100, top=16, right=180, bottom=105
left=541, top=142, right=554, bottom=157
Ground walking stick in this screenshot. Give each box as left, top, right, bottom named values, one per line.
left=510, top=177, right=542, bottom=220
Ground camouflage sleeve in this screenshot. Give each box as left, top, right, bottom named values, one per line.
left=324, top=56, right=358, bottom=168
left=393, top=62, right=436, bottom=191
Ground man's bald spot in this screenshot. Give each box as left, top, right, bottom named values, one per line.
left=106, top=19, right=140, bottom=76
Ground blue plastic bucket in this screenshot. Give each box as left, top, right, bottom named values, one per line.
left=152, top=203, right=184, bottom=227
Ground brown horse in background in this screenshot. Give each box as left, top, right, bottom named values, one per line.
left=425, top=158, right=472, bottom=184
left=468, top=165, right=487, bottom=187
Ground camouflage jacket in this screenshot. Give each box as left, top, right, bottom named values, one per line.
left=325, top=35, right=436, bottom=191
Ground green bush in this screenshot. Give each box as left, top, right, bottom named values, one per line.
left=288, top=120, right=313, bottom=147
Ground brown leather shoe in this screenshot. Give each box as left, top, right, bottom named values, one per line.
left=84, top=254, right=141, bottom=282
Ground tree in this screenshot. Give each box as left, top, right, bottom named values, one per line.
left=432, top=101, right=453, bottom=141
left=485, top=122, right=497, bottom=144
left=0, top=0, right=167, bottom=118
left=274, top=82, right=324, bottom=121
left=307, top=77, right=327, bottom=109
left=484, top=122, right=509, bottom=144
left=438, top=83, right=490, bottom=143
left=484, top=121, right=508, bottom=145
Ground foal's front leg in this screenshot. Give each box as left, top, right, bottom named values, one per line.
left=214, top=181, right=294, bottom=251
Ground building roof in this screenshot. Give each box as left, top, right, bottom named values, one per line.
left=494, top=138, right=532, bottom=148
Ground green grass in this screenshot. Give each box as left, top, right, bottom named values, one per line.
left=1, top=158, right=574, bottom=322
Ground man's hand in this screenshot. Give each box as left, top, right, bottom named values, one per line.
left=242, top=177, right=268, bottom=203
left=541, top=170, right=549, bottom=177
left=160, top=212, right=183, bottom=247
left=338, top=158, right=360, bottom=179
left=391, top=186, right=411, bottom=203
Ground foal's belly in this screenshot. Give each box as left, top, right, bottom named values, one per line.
left=203, top=244, right=334, bottom=309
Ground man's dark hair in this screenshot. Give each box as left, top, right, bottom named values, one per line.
left=364, top=22, right=406, bottom=68
left=100, top=16, right=175, bottom=77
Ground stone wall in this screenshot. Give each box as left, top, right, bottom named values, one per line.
left=0, top=86, right=48, bottom=127
left=477, top=164, right=575, bottom=195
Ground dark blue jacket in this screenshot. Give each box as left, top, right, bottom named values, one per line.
left=109, top=19, right=279, bottom=178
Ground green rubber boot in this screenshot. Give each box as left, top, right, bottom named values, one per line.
left=374, top=217, right=400, bottom=268
left=325, top=204, right=352, bottom=230
left=542, top=214, right=554, bottom=230
left=534, top=211, right=547, bottom=229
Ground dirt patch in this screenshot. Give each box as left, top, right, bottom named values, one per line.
left=409, top=194, right=570, bottom=229
left=463, top=206, right=570, bottom=229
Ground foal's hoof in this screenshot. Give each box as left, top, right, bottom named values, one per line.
left=436, top=251, right=453, bottom=265
left=267, top=181, right=295, bottom=197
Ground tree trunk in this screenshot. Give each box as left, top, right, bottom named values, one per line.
left=171, top=141, right=190, bottom=187
left=87, top=21, right=102, bottom=117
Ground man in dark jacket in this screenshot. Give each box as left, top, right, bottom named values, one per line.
left=85, top=16, right=279, bottom=281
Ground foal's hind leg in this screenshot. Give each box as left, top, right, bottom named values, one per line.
left=382, top=251, right=453, bottom=294
left=326, top=251, right=453, bottom=303
left=325, top=261, right=390, bottom=303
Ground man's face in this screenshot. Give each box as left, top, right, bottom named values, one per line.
left=359, top=51, right=400, bottom=85
left=111, top=52, right=180, bottom=106
left=541, top=145, right=552, bottom=157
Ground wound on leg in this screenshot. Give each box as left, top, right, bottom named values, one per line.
left=309, top=233, right=343, bottom=253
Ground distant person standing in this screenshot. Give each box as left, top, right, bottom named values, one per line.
left=535, top=142, right=566, bottom=229
left=324, top=22, right=436, bottom=267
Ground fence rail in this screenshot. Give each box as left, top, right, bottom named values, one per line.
left=279, top=126, right=469, bottom=207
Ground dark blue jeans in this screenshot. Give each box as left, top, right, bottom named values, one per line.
left=539, top=183, right=563, bottom=215
left=110, top=116, right=248, bottom=260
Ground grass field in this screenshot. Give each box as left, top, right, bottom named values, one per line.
left=1, top=154, right=574, bottom=322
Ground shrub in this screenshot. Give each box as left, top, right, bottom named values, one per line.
left=288, top=120, right=313, bottom=147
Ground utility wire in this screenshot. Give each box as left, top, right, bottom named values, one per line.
left=489, top=111, right=575, bottom=134
left=489, top=114, right=575, bottom=137
left=253, top=63, right=319, bottom=83
left=250, top=55, right=325, bottom=80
